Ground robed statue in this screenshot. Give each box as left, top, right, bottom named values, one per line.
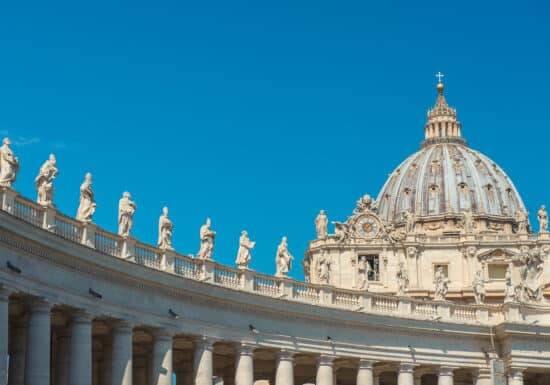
left=157, top=206, right=174, bottom=250
left=0, top=138, right=19, bottom=188
left=197, top=218, right=216, bottom=259
left=35, top=154, right=58, bottom=206
left=236, top=230, right=255, bottom=269
left=76, top=173, right=96, bottom=222
left=118, top=192, right=137, bottom=237
left=315, top=210, right=328, bottom=239
left=275, top=236, right=294, bottom=277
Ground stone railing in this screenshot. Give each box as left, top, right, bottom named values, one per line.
left=0, top=187, right=526, bottom=326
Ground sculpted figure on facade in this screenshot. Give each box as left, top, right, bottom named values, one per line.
left=157, top=206, right=174, bottom=250
left=357, top=256, right=371, bottom=290
left=434, top=266, right=450, bottom=301
left=236, top=230, right=255, bottom=269
left=197, top=218, right=216, bottom=260
left=460, top=208, right=475, bottom=234
left=396, top=262, right=409, bottom=296
left=519, top=247, right=544, bottom=303
left=275, top=236, right=293, bottom=277
left=538, top=205, right=548, bottom=233
left=0, top=138, right=19, bottom=188
left=35, top=154, right=58, bottom=206
left=332, top=221, right=351, bottom=243
left=514, top=209, right=529, bottom=234
left=354, top=193, right=377, bottom=214
left=472, top=270, right=486, bottom=304
left=504, top=266, right=517, bottom=303
left=318, top=253, right=331, bottom=285
left=315, top=210, right=328, bottom=239
left=302, top=255, right=311, bottom=282
left=383, top=223, right=406, bottom=244
left=76, top=172, right=96, bottom=222
left=404, top=209, right=415, bottom=233
left=118, top=192, right=137, bottom=237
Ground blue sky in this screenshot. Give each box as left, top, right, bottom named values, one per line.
left=1, top=1, right=549, bottom=279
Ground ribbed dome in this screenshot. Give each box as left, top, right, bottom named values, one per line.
left=376, top=80, right=526, bottom=223
left=376, top=143, right=526, bottom=223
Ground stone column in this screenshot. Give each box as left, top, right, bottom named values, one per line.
left=413, top=373, right=421, bottom=385
left=315, top=355, right=335, bottom=385
left=437, top=366, right=454, bottom=385
left=151, top=331, right=173, bottom=385
left=235, top=343, right=255, bottom=385
left=473, top=368, right=491, bottom=385
left=508, top=367, right=525, bottom=385
left=193, top=337, right=215, bottom=385
left=111, top=322, right=133, bottom=385
left=373, top=373, right=380, bottom=385
left=8, top=321, right=27, bottom=385
left=70, top=312, right=93, bottom=385
left=0, top=290, right=9, bottom=385
left=397, top=363, right=415, bottom=385
left=24, top=299, right=52, bottom=385
left=356, top=359, right=374, bottom=385
left=275, top=349, right=294, bottom=385
left=54, top=333, right=71, bottom=385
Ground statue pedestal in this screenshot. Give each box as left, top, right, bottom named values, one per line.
left=538, top=232, right=550, bottom=240
left=197, top=259, right=215, bottom=281
left=436, top=301, right=451, bottom=320
left=319, top=285, right=333, bottom=305
left=120, top=237, right=135, bottom=262
left=0, top=187, right=17, bottom=214
left=41, top=205, right=57, bottom=232
left=239, top=269, right=255, bottom=291
left=160, top=250, right=175, bottom=273
left=503, top=302, right=523, bottom=322
left=397, top=297, right=412, bottom=316
left=81, top=222, right=97, bottom=248
left=475, top=307, right=489, bottom=323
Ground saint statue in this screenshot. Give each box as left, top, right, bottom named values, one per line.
left=515, top=209, right=529, bottom=234
left=504, top=266, right=517, bottom=303
left=357, top=256, right=371, bottom=290
left=0, top=138, right=19, bottom=188
left=333, top=221, right=350, bottom=243
left=396, top=262, right=409, bottom=296
left=76, top=173, right=96, bottom=222
left=404, top=210, right=415, bottom=233
left=472, top=270, right=486, bottom=304
left=118, top=192, right=137, bottom=237
left=433, top=266, right=450, bottom=301
left=197, top=218, right=216, bottom=260
left=315, top=210, right=328, bottom=239
left=157, top=206, right=174, bottom=250
left=275, top=236, right=294, bottom=277
left=461, top=208, right=474, bottom=234
left=538, top=205, right=548, bottom=233
left=236, top=230, right=255, bottom=269
left=35, top=154, right=58, bottom=206
left=302, top=255, right=311, bottom=283
left=318, top=254, right=331, bottom=285
left=520, top=247, right=544, bottom=302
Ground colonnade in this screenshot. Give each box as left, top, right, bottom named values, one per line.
left=0, top=291, right=537, bottom=385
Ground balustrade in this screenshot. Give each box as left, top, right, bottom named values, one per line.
left=13, top=197, right=43, bottom=227
left=54, top=214, right=82, bottom=243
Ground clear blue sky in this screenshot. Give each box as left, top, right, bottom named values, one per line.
left=1, top=1, right=549, bottom=279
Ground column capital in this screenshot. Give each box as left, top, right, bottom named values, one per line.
left=276, top=349, right=296, bottom=361
left=317, top=354, right=336, bottom=366
left=152, top=328, right=175, bottom=340
left=235, top=342, right=256, bottom=356
left=0, top=287, right=11, bottom=301
left=509, top=366, right=526, bottom=378
left=111, top=320, right=134, bottom=332
left=358, top=358, right=375, bottom=369
left=71, top=310, right=94, bottom=323
left=438, top=365, right=457, bottom=376
left=399, top=362, right=417, bottom=373
left=26, top=298, right=52, bottom=314
left=195, top=336, right=216, bottom=351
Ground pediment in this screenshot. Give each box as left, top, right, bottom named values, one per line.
left=476, top=248, right=517, bottom=262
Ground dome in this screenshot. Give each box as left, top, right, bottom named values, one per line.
left=376, top=82, right=526, bottom=224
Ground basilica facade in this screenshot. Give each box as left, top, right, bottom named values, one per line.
left=0, top=82, right=549, bottom=385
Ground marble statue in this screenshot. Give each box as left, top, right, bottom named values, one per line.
left=472, top=270, right=486, bottom=304
left=404, top=210, right=415, bottom=233
left=515, top=209, right=529, bottom=234
left=461, top=208, right=474, bottom=234
left=383, top=223, right=406, bottom=244
left=519, top=247, right=544, bottom=302
left=396, top=262, right=409, bottom=296
left=157, top=206, right=174, bottom=250
left=35, top=154, right=58, bottom=206
left=0, top=138, right=19, bottom=188
left=275, top=236, right=293, bottom=277
left=538, top=205, right=548, bottom=233
left=434, top=267, right=450, bottom=301
left=197, top=218, right=216, bottom=259
left=302, top=255, right=311, bottom=283
left=76, top=173, right=96, bottom=222
left=357, top=256, right=371, bottom=290
left=315, top=210, right=328, bottom=239
left=318, top=254, right=331, bottom=285
left=118, top=192, right=137, bottom=237
left=354, top=194, right=376, bottom=214
left=504, top=266, right=517, bottom=303
left=236, top=230, right=255, bottom=269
